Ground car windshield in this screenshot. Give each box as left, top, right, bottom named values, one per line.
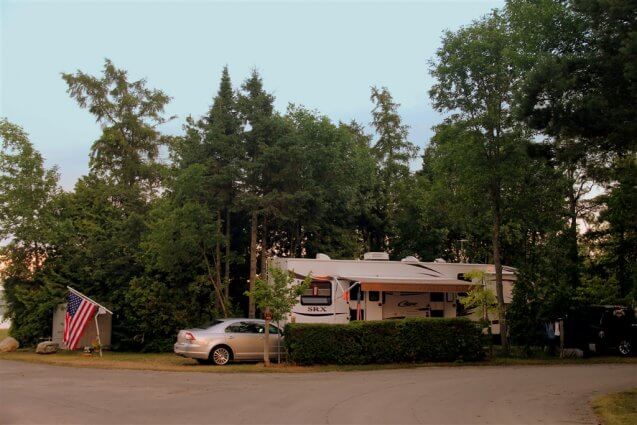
left=194, top=320, right=223, bottom=329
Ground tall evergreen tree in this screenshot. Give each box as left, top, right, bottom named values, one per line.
left=206, top=66, right=243, bottom=298
left=237, top=70, right=277, bottom=318
left=175, top=66, right=243, bottom=311
left=369, top=87, right=418, bottom=253
left=55, top=60, right=173, bottom=348
left=62, top=59, right=171, bottom=195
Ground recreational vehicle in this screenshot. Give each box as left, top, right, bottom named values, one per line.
left=271, top=252, right=516, bottom=332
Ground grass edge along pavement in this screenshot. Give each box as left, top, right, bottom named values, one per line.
left=1, top=349, right=636, bottom=374
left=592, top=388, right=637, bottom=425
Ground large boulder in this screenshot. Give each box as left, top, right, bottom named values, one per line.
left=36, top=341, right=59, bottom=354
left=0, top=336, right=19, bottom=352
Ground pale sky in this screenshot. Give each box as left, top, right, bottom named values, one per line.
left=1, top=0, right=503, bottom=189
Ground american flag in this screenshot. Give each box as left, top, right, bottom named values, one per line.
left=64, top=292, right=98, bottom=350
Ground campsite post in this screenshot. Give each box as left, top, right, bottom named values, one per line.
left=94, top=312, right=102, bottom=357
left=263, top=307, right=272, bottom=367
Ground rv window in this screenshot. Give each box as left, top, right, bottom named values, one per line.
left=300, top=281, right=332, bottom=306
left=430, top=292, right=444, bottom=302
left=368, top=291, right=380, bottom=302
left=349, top=284, right=364, bottom=302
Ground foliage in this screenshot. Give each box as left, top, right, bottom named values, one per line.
left=2, top=275, right=62, bottom=345
left=368, top=87, right=418, bottom=252
left=0, top=119, right=60, bottom=277
left=513, top=0, right=637, bottom=301
left=285, top=319, right=485, bottom=365
left=459, top=271, right=498, bottom=323
left=245, top=266, right=310, bottom=322
left=62, top=59, right=172, bottom=190
left=428, top=12, right=534, bottom=350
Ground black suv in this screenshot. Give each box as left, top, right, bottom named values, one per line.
left=562, top=305, right=636, bottom=356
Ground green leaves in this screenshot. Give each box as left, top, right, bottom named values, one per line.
left=245, top=266, right=310, bottom=322
left=286, top=319, right=485, bottom=365
left=62, top=59, right=171, bottom=190
left=459, top=270, right=498, bottom=320
left=0, top=119, right=60, bottom=276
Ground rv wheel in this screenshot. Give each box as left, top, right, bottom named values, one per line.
left=617, top=339, right=632, bottom=357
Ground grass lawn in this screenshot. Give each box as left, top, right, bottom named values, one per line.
left=592, top=389, right=637, bottom=425
left=0, top=350, right=435, bottom=373
left=1, top=348, right=635, bottom=373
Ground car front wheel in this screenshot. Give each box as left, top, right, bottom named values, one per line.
left=210, top=345, right=232, bottom=365
left=618, top=339, right=632, bottom=357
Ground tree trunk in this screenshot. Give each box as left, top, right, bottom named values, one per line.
left=261, top=214, right=268, bottom=277
left=202, top=249, right=228, bottom=318
left=224, top=208, right=231, bottom=299
left=289, top=223, right=298, bottom=258
left=294, top=224, right=301, bottom=257
left=215, top=210, right=223, bottom=311
left=567, top=170, right=580, bottom=287
left=276, top=319, right=282, bottom=364
left=617, top=228, right=628, bottom=296
left=248, top=210, right=258, bottom=318
left=263, top=306, right=271, bottom=367
left=492, top=189, right=509, bottom=353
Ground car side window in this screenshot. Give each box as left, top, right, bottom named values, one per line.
left=248, top=323, right=265, bottom=334
left=225, top=322, right=250, bottom=333
left=248, top=323, right=279, bottom=334
left=225, top=322, right=278, bottom=334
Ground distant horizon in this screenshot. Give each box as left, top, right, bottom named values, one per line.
left=1, top=0, right=504, bottom=189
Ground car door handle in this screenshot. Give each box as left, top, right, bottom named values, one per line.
left=228, top=335, right=235, bottom=339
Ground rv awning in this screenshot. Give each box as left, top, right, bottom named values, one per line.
left=343, top=276, right=475, bottom=293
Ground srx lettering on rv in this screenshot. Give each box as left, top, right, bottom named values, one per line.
left=307, top=306, right=328, bottom=312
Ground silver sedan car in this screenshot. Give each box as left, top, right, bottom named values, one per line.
left=174, top=318, right=284, bottom=365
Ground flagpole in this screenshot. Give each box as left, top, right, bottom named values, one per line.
left=94, top=313, right=103, bottom=357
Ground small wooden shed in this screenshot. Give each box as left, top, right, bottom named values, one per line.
left=52, top=304, right=112, bottom=349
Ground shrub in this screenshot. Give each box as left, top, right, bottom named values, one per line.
left=285, top=318, right=485, bottom=365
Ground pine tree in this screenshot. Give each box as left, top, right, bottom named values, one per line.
left=369, top=87, right=418, bottom=253
left=238, top=70, right=276, bottom=318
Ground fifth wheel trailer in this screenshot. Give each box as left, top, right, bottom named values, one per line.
left=271, top=253, right=516, bottom=333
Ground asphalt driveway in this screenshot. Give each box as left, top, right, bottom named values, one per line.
left=1, top=360, right=636, bottom=424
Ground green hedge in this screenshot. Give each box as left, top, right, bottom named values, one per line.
left=285, top=318, right=485, bottom=365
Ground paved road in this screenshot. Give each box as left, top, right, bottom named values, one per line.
left=1, top=360, right=636, bottom=424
